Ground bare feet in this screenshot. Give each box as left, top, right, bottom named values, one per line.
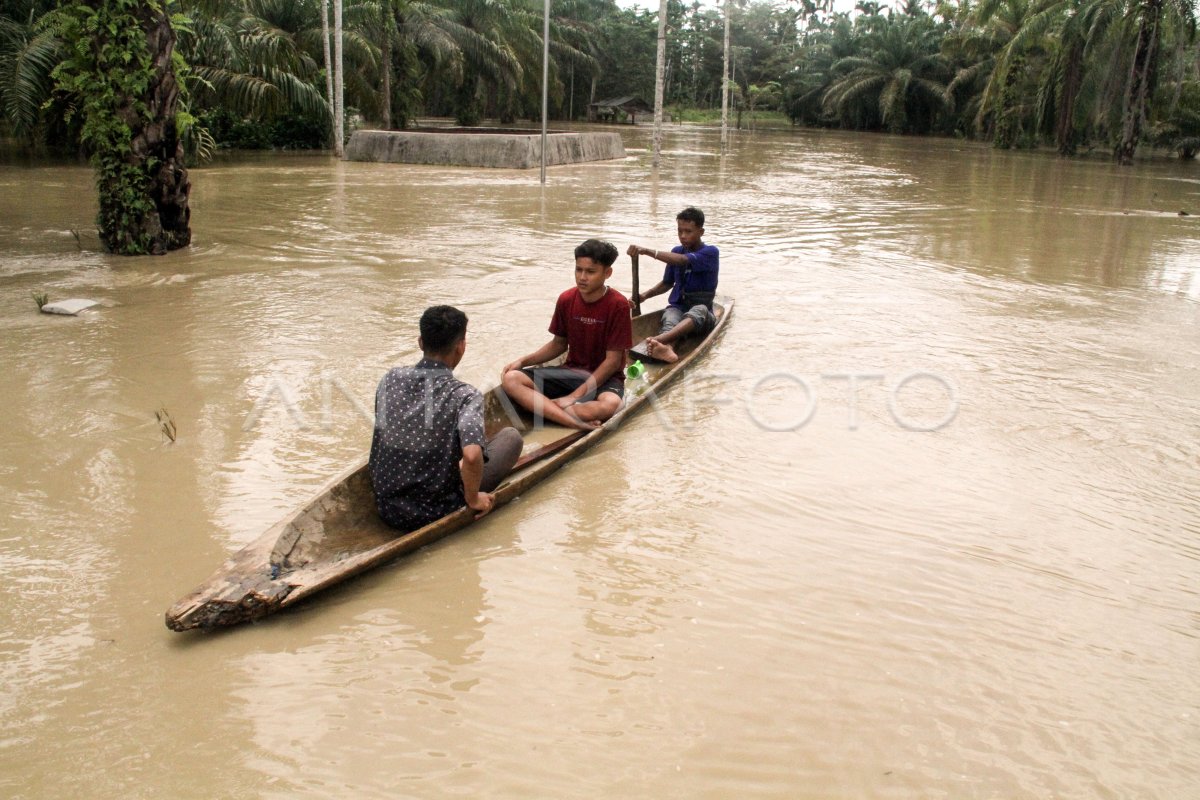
left=646, top=337, right=680, bottom=363
left=533, top=399, right=599, bottom=431
left=563, top=409, right=601, bottom=430
left=557, top=399, right=603, bottom=430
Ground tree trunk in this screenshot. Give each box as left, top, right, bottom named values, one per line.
left=1115, top=0, right=1163, bottom=165
left=993, top=55, right=1023, bottom=149
left=1056, top=41, right=1084, bottom=155
left=454, top=70, right=482, bottom=126
left=334, top=0, right=344, bottom=157
left=381, top=13, right=393, bottom=129
left=321, top=0, right=334, bottom=144
left=99, top=4, right=190, bottom=254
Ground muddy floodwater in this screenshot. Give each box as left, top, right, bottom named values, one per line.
left=2, top=126, right=1198, bottom=798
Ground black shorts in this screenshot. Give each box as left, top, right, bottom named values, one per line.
left=520, top=366, right=624, bottom=400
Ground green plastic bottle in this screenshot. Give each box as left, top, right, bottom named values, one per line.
left=625, top=360, right=648, bottom=395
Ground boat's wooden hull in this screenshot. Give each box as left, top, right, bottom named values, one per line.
left=166, top=298, right=733, bottom=631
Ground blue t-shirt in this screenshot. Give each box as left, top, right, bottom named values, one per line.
left=664, top=243, right=719, bottom=309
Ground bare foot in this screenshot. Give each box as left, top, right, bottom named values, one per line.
left=552, top=397, right=602, bottom=430
left=646, top=338, right=679, bottom=363
left=537, top=402, right=599, bottom=431
left=564, top=409, right=601, bottom=430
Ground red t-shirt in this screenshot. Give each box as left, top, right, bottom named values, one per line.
left=549, top=287, right=633, bottom=375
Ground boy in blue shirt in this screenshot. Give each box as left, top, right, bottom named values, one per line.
left=626, top=206, right=719, bottom=363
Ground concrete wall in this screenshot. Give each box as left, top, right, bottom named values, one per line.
left=345, top=130, right=626, bottom=169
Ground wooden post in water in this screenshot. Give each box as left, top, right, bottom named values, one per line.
left=631, top=252, right=642, bottom=316
left=652, top=0, right=667, bottom=167
left=540, top=0, right=549, bottom=184
left=721, top=0, right=731, bottom=151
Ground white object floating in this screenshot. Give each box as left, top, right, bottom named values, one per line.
left=40, top=298, right=99, bottom=316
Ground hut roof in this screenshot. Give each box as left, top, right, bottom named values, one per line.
left=589, top=96, right=652, bottom=112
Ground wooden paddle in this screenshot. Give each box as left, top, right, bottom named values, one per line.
left=631, top=251, right=642, bottom=316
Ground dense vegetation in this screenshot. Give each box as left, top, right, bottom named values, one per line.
left=2, top=0, right=1198, bottom=166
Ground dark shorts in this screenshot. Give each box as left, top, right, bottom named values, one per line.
left=520, top=366, right=624, bottom=401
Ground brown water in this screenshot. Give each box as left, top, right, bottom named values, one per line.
left=2, top=127, right=1198, bottom=798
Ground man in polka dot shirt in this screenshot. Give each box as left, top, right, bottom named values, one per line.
left=370, top=306, right=522, bottom=532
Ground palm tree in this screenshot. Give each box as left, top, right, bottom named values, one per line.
left=177, top=0, right=331, bottom=124
left=423, top=0, right=594, bottom=126
left=0, top=1, right=59, bottom=141
left=388, top=0, right=488, bottom=126
left=781, top=12, right=855, bottom=126
left=745, top=79, right=781, bottom=126
left=1020, top=0, right=1117, bottom=155
left=945, top=0, right=1050, bottom=147
left=510, top=2, right=597, bottom=123
left=1035, top=0, right=1197, bottom=162
left=1039, top=0, right=1089, bottom=153
left=437, top=0, right=526, bottom=125
left=363, top=0, right=399, bottom=128
left=1113, top=0, right=1197, bottom=163
left=823, top=12, right=951, bottom=133
left=354, top=0, right=491, bottom=129
left=1150, top=73, right=1200, bottom=157
left=51, top=1, right=190, bottom=254
left=543, top=0, right=605, bottom=119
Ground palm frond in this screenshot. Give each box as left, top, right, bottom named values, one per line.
left=0, top=17, right=59, bottom=137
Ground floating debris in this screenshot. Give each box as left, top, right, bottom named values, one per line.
left=156, top=407, right=177, bottom=443
left=40, top=298, right=99, bottom=316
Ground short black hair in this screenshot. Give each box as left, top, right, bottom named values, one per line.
left=677, top=207, right=705, bottom=228
left=419, top=305, right=468, bottom=354
left=574, top=238, right=618, bottom=267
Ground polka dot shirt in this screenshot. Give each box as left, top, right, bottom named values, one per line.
left=369, top=357, right=486, bottom=531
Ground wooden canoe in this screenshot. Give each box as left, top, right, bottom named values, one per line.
left=165, top=297, right=733, bottom=631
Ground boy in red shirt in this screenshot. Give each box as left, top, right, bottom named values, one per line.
left=501, top=239, right=633, bottom=430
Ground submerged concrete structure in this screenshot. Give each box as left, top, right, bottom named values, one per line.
left=345, top=128, right=625, bottom=169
